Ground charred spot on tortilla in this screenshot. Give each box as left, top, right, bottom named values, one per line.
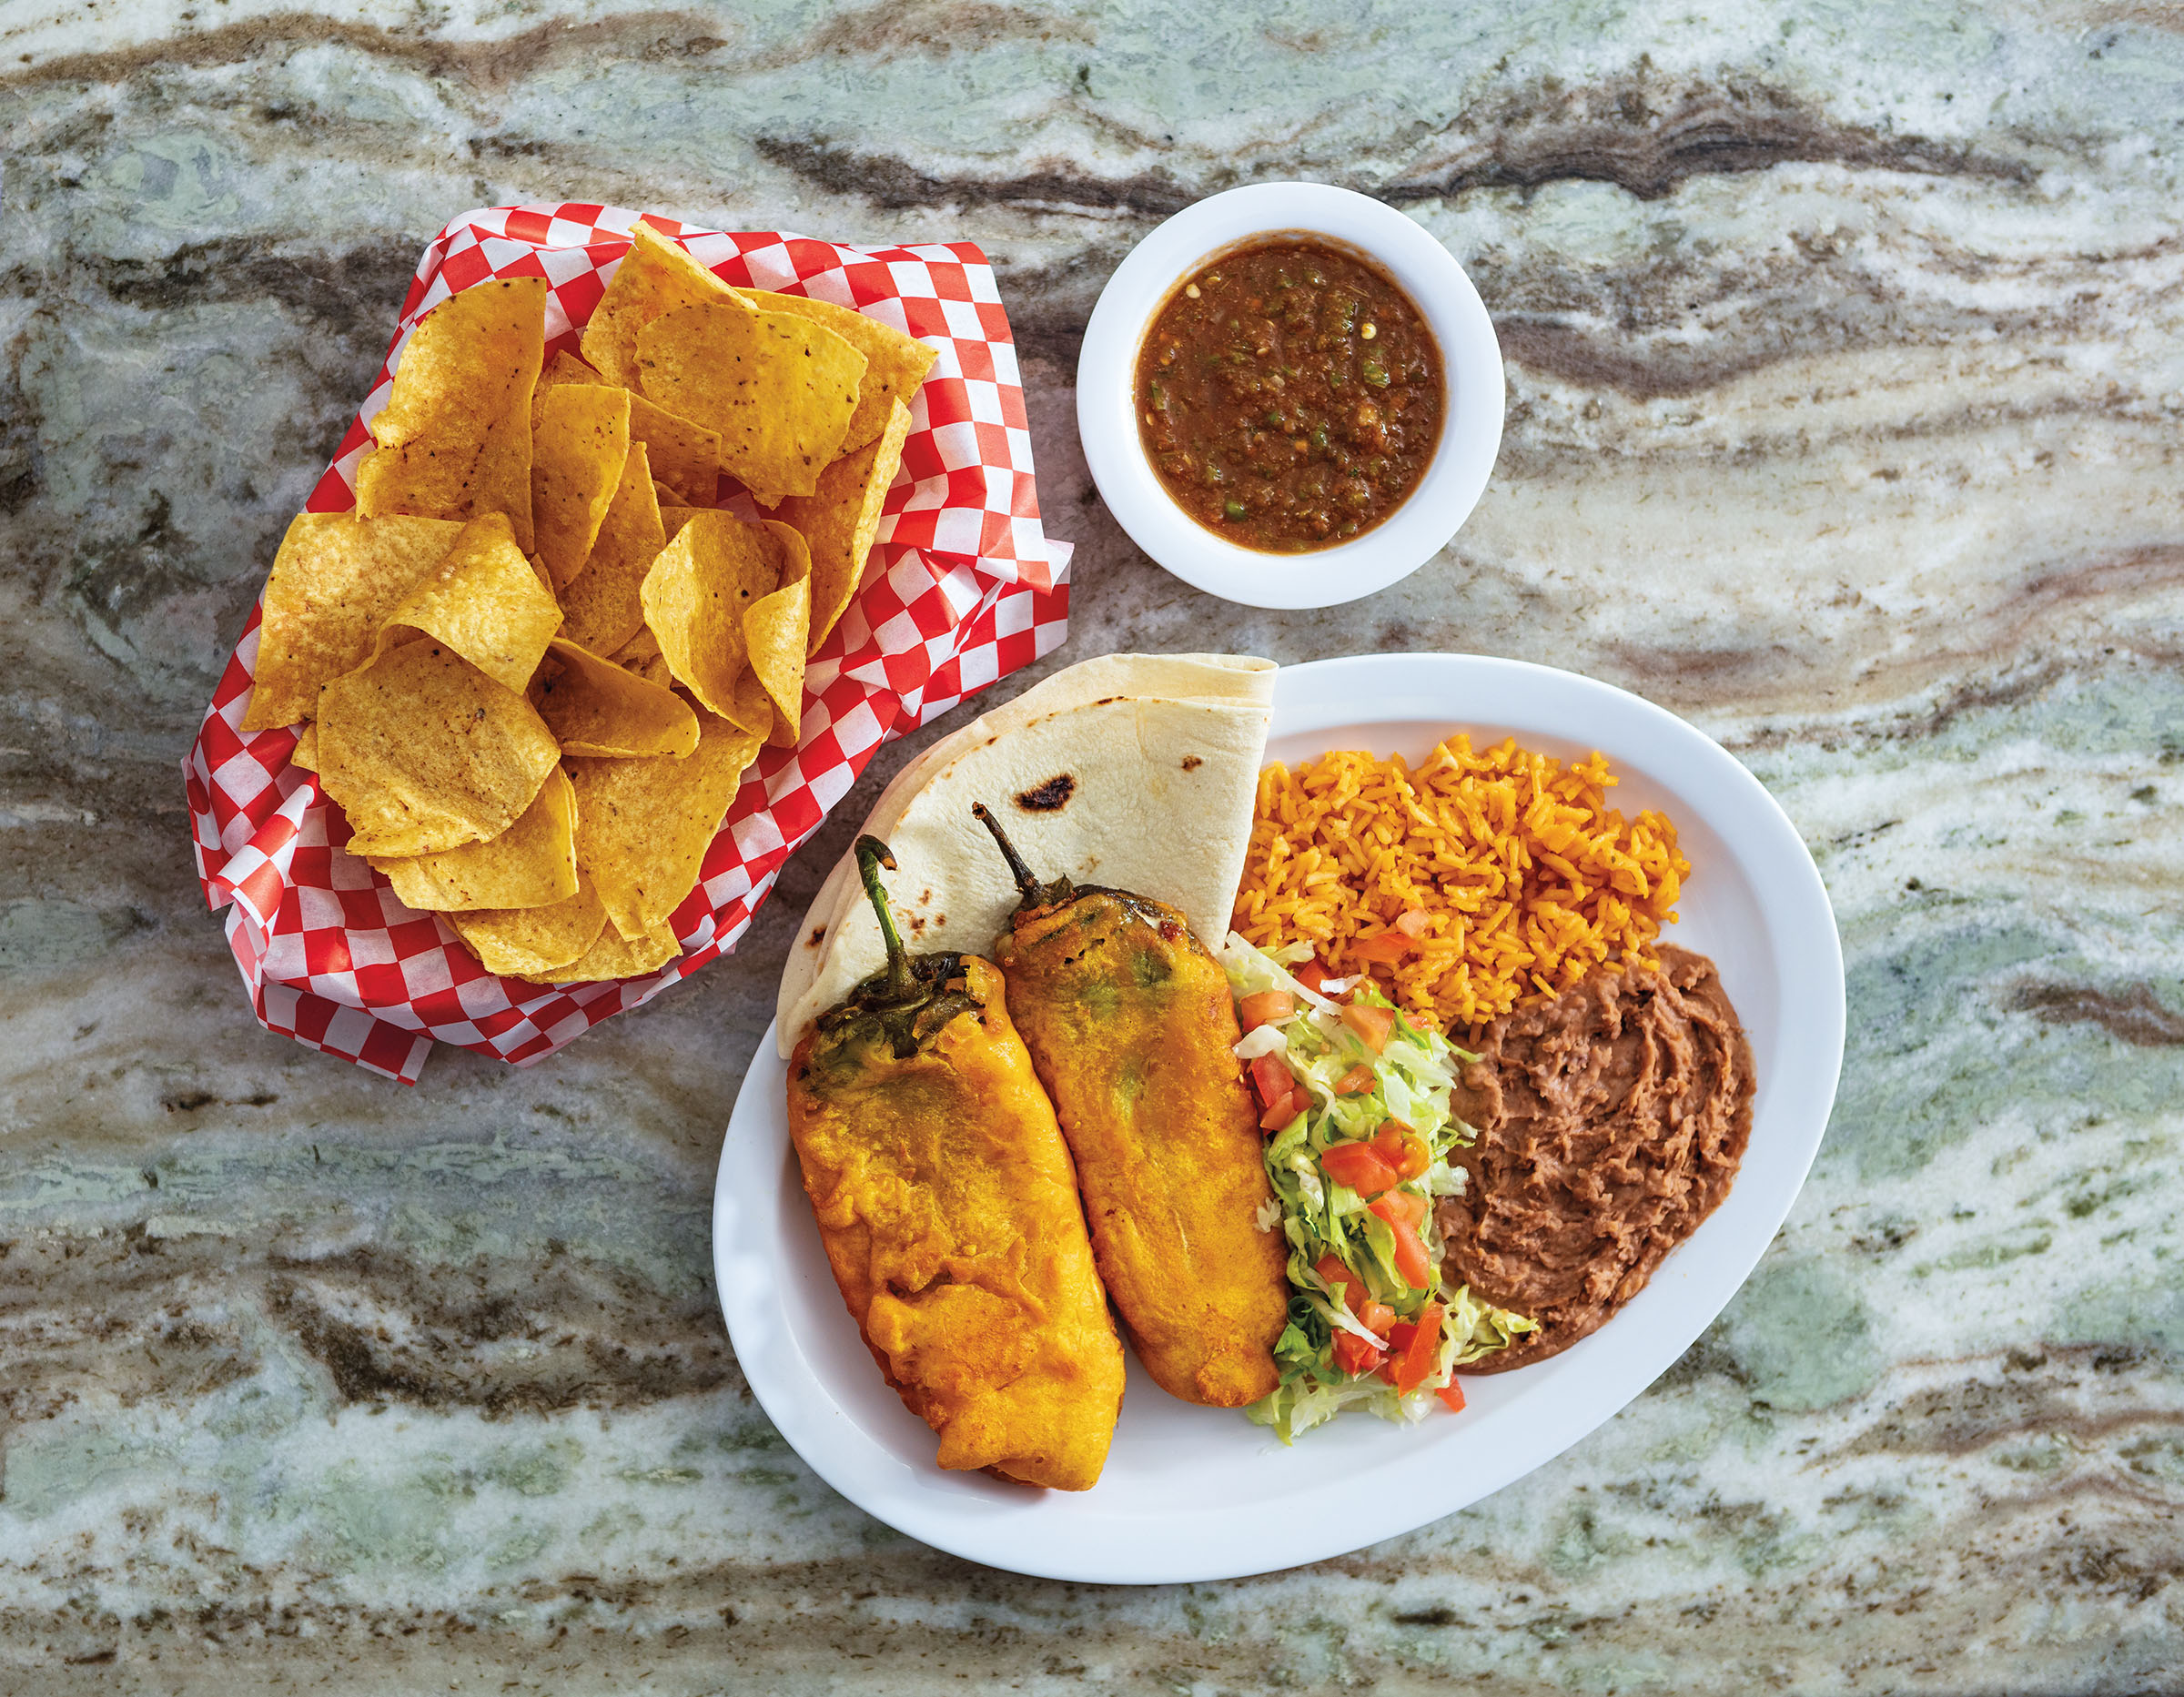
left=1180, top=755, right=1204, bottom=772
left=1015, top=773, right=1076, bottom=812
left=806, top=924, right=825, bottom=947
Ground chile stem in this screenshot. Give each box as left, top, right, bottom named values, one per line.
left=854, top=835, right=916, bottom=1004
left=971, top=803, right=1042, bottom=903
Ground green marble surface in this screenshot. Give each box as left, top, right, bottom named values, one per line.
left=4, top=1, right=2182, bottom=1690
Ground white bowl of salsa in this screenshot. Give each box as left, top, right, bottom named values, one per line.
left=1077, top=182, right=1504, bottom=611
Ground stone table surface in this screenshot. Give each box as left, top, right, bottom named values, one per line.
left=4, top=2, right=2182, bottom=1692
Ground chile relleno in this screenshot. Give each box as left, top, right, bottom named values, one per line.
left=784, top=835, right=1124, bottom=1490
left=974, top=803, right=1289, bottom=1407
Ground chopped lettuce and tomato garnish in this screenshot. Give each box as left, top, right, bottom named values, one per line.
left=1219, top=934, right=1536, bottom=1442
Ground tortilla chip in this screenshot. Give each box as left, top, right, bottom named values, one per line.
left=317, top=640, right=561, bottom=857
left=531, top=349, right=590, bottom=427
left=370, top=765, right=579, bottom=912
left=726, top=677, right=775, bottom=742
left=558, top=440, right=662, bottom=656
left=532, top=385, right=632, bottom=588
left=639, top=511, right=766, bottom=721
left=747, top=521, right=813, bottom=748
left=738, top=290, right=935, bottom=453
left=639, top=512, right=811, bottom=743
left=534, top=638, right=699, bottom=758
left=354, top=277, right=546, bottom=551
left=449, top=872, right=610, bottom=978
left=581, top=222, right=751, bottom=389
left=774, top=397, right=911, bottom=655
left=512, top=915, right=681, bottom=984
left=289, top=722, right=319, bottom=772
left=535, top=349, right=722, bottom=506
left=611, top=627, right=675, bottom=689
left=373, top=511, right=561, bottom=693
left=565, top=706, right=763, bottom=941
left=242, top=512, right=463, bottom=731
left=658, top=504, right=702, bottom=539
left=626, top=399, right=722, bottom=508
left=635, top=299, right=866, bottom=506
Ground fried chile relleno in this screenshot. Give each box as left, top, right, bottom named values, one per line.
left=784, top=837, right=1125, bottom=1490
left=974, top=804, right=1289, bottom=1409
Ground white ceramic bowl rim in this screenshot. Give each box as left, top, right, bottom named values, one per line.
left=1076, top=182, right=1505, bottom=611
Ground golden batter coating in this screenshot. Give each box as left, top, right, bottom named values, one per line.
left=994, top=881, right=1289, bottom=1409
left=787, top=948, right=1124, bottom=1490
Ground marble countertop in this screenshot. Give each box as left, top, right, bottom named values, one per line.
left=4, top=1, right=2181, bottom=1690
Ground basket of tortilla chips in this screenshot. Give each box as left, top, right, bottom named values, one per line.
left=183, top=203, right=1071, bottom=1082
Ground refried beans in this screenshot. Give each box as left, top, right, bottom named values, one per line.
left=1433, top=945, right=1754, bottom=1372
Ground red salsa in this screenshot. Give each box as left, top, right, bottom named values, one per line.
left=1135, top=238, right=1443, bottom=552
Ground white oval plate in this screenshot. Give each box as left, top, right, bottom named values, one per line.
left=713, top=653, right=1845, bottom=1584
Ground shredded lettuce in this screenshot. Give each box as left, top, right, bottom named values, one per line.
left=1218, top=931, right=1340, bottom=1015
left=1220, top=934, right=1537, bottom=1441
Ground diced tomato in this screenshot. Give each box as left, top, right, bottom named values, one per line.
left=1370, top=1196, right=1434, bottom=1287
left=1292, top=956, right=1333, bottom=994
left=1333, top=1064, right=1377, bottom=1098
left=1355, top=1299, right=1395, bottom=1339
left=1387, top=1301, right=1444, bottom=1395
left=1390, top=1225, right=1433, bottom=1290
left=1313, top=1253, right=1360, bottom=1308
left=1393, top=908, right=1431, bottom=938
left=1248, top=1053, right=1295, bottom=1109
left=1371, top=1122, right=1430, bottom=1179
left=1376, top=1187, right=1428, bottom=1233
left=1436, top=1380, right=1467, bottom=1413
left=1377, top=1318, right=1418, bottom=1385
left=1340, top=1002, right=1396, bottom=1053
left=1331, top=1329, right=1387, bottom=1379
left=1246, top=1047, right=1312, bottom=1133
left=1320, top=1140, right=1398, bottom=1198
left=1349, top=933, right=1417, bottom=966
left=1238, top=989, right=1296, bottom=1032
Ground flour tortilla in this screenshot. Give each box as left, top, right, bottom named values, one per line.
left=775, top=653, right=1275, bottom=1056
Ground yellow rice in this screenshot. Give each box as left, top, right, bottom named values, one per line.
left=1231, top=734, right=1690, bottom=1033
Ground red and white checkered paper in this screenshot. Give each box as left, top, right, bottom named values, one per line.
left=183, top=203, right=1071, bottom=1083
